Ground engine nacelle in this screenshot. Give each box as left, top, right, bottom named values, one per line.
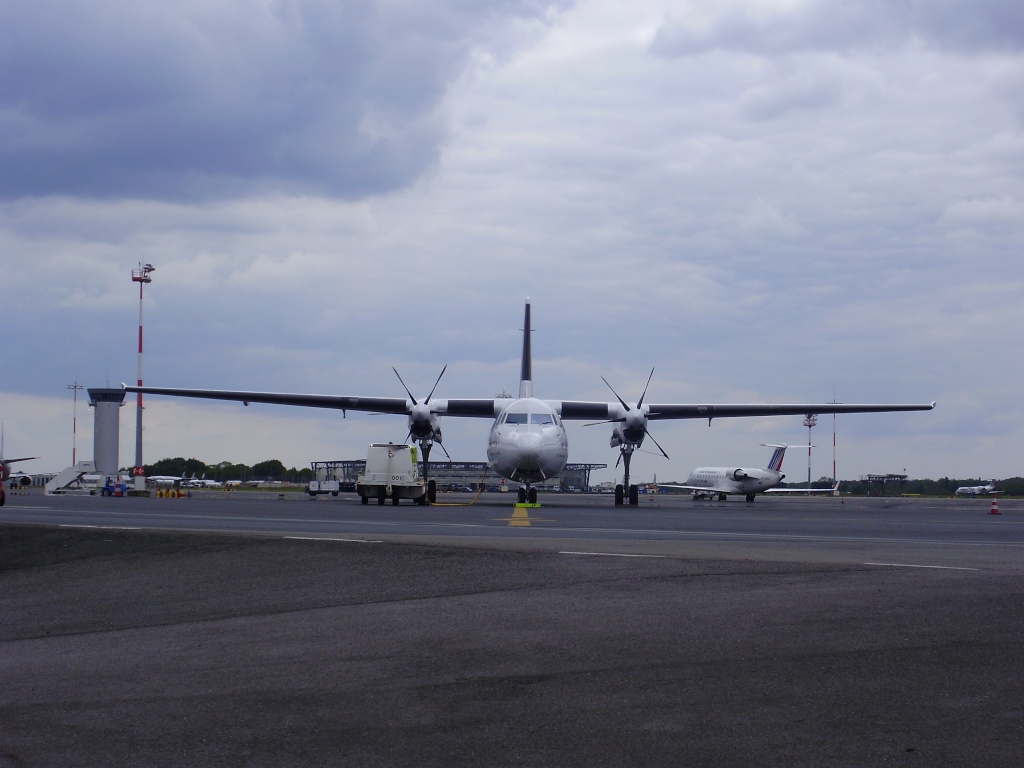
left=731, top=469, right=749, bottom=481
left=407, top=403, right=441, bottom=442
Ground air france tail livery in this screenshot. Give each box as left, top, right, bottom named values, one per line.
left=126, top=301, right=934, bottom=506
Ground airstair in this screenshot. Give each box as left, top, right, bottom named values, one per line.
left=45, top=461, right=97, bottom=495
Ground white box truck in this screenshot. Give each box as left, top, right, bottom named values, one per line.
left=356, top=443, right=427, bottom=505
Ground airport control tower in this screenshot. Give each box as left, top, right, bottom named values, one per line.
left=88, top=388, right=126, bottom=476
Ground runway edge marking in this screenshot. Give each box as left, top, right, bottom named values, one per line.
left=561, top=551, right=666, bottom=559
left=864, top=562, right=980, bottom=571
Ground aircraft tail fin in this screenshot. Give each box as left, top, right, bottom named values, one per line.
left=519, top=299, right=533, bottom=398
left=762, top=444, right=788, bottom=472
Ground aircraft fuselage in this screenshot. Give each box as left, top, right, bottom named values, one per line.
left=686, top=467, right=782, bottom=498
left=487, top=397, right=568, bottom=484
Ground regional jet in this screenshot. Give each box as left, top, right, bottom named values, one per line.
left=125, top=301, right=935, bottom=506
left=657, top=444, right=839, bottom=502
left=955, top=480, right=998, bottom=496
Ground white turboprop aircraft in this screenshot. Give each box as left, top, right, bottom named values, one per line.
left=658, top=444, right=839, bottom=502
left=125, top=301, right=935, bottom=506
left=955, top=480, right=998, bottom=496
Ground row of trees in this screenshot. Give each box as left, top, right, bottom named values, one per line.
left=778, top=476, right=1024, bottom=497
left=136, top=457, right=313, bottom=484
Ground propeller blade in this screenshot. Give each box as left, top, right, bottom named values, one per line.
left=636, top=367, right=655, bottom=409
left=392, top=367, right=417, bottom=405
left=643, top=426, right=670, bottom=460
left=424, top=365, right=448, bottom=404
left=583, top=418, right=624, bottom=427
left=601, top=376, right=631, bottom=412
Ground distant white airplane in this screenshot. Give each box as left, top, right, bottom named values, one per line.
left=955, top=480, right=998, bottom=496
left=147, top=474, right=186, bottom=488
left=126, top=301, right=935, bottom=506
left=658, top=444, right=838, bottom=502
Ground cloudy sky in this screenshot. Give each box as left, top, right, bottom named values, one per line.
left=3, top=0, right=1022, bottom=483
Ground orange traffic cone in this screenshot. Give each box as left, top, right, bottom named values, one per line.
left=990, top=496, right=1001, bottom=515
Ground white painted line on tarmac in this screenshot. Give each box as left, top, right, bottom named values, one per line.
left=285, top=536, right=383, bottom=544
left=58, top=524, right=142, bottom=530
left=864, top=562, right=980, bottom=571
left=560, top=551, right=666, bottom=559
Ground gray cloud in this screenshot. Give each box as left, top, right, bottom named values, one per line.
left=0, top=0, right=566, bottom=201
left=651, top=0, right=1024, bottom=58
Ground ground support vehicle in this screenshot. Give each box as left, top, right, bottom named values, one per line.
left=356, top=444, right=428, bottom=505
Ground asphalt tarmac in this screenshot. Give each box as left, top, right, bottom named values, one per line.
left=2, top=492, right=1022, bottom=766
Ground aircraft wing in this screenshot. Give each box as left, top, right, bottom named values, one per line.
left=657, top=483, right=722, bottom=493
left=766, top=483, right=841, bottom=494
left=555, top=401, right=936, bottom=421
left=1, top=456, right=38, bottom=464
left=124, top=385, right=501, bottom=418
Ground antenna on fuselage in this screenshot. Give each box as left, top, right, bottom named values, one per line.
left=519, top=299, right=533, bottom=398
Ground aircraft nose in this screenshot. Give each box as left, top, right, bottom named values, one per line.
left=513, top=431, right=545, bottom=470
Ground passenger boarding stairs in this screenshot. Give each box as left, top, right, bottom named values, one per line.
left=45, top=461, right=96, bottom=495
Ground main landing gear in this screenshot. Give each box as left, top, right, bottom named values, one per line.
left=517, top=486, right=538, bottom=504
left=614, top=483, right=639, bottom=507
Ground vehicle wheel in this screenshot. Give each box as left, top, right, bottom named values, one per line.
left=331, top=491, right=339, bottom=497
left=614, top=484, right=624, bottom=506
left=360, top=495, right=369, bottom=505
left=309, top=492, right=316, bottom=498
left=628, top=484, right=639, bottom=506
left=392, top=489, right=400, bottom=505
left=0, top=488, right=5, bottom=506
left=427, top=480, right=437, bottom=504
left=377, top=488, right=386, bottom=505
left=527, top=487, right=537, bottom=504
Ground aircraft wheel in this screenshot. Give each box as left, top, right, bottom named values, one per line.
left=527, top=487, right=538, bottom=504
left=0, top=488, right=5, bottom=506
left=517, top=487, right=527, bottom=504
left=719, top=493, right=727, bottom=502
left=628, top=484, right=639, bottom=506
left=746, top=494, right=755, bottom=503
left=614, top=484, right=624, bottom=506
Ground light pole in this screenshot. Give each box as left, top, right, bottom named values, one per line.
left=803, top=413, right=817, bottom=493
left=131, top=263, right=155, bottom=490
left=66, top=382, right=84, bottom=465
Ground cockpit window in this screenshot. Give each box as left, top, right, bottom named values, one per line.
left=503, top=412, right=528, bottom=425
left=531, top=413, right=554, bottom=425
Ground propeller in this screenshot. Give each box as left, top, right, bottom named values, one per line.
left=593, top=367, right=671, bottom=506
left=393, top=365, right=447, bottom=445
left=600, top=367, right=669, bottom=460
left=392, top=367, right=451, bottom=500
